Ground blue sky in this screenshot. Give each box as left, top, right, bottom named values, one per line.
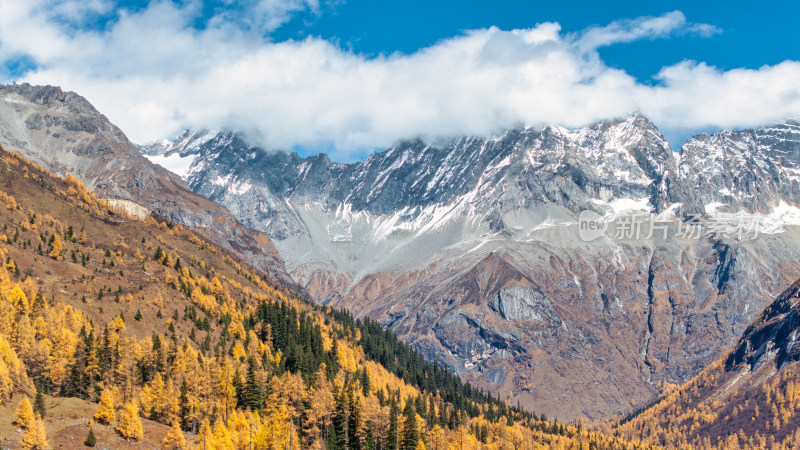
left=105, top=0, right=800, bottom=84
left=272, top=0, right=800, bottom=82
left=1, top=0, right=799, bottom=160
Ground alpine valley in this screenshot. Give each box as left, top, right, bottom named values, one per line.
left=4, top=82, right=800, bottom=428
left=142, top=113, right=800, bottom=421
left=0, top=84, right=599, bottom=449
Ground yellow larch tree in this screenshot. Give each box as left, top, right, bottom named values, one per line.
left=9, top=285, right=29, bottom=315
left=21, top=414, right=48, bottom=450
left=213, top=420, right=235, bottom=449
left=216, top=358, right=237, bottom=423
left=256, top=402, right=298, bottom=450
left=427, top=424, right=447, bottom=450
left=0, top=334, right=32, bottom=404
left=267, top=371, right=306, bottom=419
left=0, top=358, right=12, bottom=404
left=161, top=421, right=188, bottom=450
left=141, top=373, right=168, bottom=421
left=197, top=418, right=213, bottom=450
left=304, top=365, right=336, bottom=444
left=94, top=387, right=116, bottom=424
left=48, top=236, right=62, bottom=260
left=14, top=396, right=35, bottom=428
left=228, top=410, right=252, bottom=450
left=116, top=400, right=143, bottom=440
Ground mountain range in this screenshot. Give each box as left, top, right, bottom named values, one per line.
left=4, top=82, right=800, bottom=422
left=142, top=114, right=800, bottom=420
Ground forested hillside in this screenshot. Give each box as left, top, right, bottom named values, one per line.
left=0, top=147, right=642, bottom=448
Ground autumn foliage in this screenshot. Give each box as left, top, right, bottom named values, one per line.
left=0, top=148, right=646, bottom=448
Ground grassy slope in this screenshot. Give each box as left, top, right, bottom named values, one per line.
left=0, top=396, right=172, bottom=449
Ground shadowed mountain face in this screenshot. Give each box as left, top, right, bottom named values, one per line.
left=0, top=83, right=294, bottom=288
left=726, top=279, right=800, bottom=372
left=145, top=115, right=800, bottom=420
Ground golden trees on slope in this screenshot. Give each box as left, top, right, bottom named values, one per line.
left=305, top=365, right=336, bottom=444
left=0, top=156, right=616, bottom=450
left=48, top=235, right=62, bottom=260
left=0, top=334, right=32, bottom=403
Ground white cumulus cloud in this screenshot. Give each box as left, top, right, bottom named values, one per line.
left=0, top=0, right=798, bottom=161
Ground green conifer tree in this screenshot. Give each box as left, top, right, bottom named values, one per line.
left=33, top=388, right=45, bottom=418
left=85, top=426, right=96, bottom=447
left=401, top=400, right=419, bottom=450
left=387, top=398, right=399, bottom=450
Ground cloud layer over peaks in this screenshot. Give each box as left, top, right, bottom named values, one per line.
left=1, top=1, right=798, bottom=161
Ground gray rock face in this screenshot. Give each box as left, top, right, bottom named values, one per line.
left=490, top=286, right=552, bottom=322
left=679, top=121, right=800, bottom=213
left=142, top=114, right=800, bottom=420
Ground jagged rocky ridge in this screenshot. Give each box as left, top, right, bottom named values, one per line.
left=726, top=277, right=800, bottom=372
left=144, top=116, right=800, bottom=420
left=0, top=83, right=294, bottom=287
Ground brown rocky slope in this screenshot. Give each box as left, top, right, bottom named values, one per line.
left=0, top=83, right=293, bottom=289
left=614, top=277, right=800, bottom=448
